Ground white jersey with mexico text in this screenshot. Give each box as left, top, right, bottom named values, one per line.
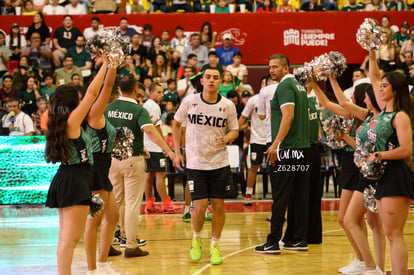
left=143, top=98, right=163, bottom=153
left=257, top=83, right=278, bottom=143
left=241, top=95, right=266, bottom=145
left=174, top=93, right=239, bottom=170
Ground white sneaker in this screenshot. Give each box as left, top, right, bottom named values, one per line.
left=86, top=269, right=100, bottom=275
left=343, top=260, right=366, bottom=275
left=363, top=266, right=384, bottom=275
left=338, top=258, right=361, bottom=273
left=98, top=262, right=120, bottom=275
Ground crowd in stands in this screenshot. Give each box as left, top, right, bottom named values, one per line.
left=0, top=11, right=413, bottom=138
left=0, top=0, right=414, bottom=15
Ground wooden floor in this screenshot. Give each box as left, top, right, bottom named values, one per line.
left=0, top=201, right=413, bottom=275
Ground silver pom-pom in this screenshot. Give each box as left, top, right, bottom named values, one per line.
left=112, top=127, right=135, bottom=161
left=356, top=18, right=383, bottom=50
left=85, top=31, right=131, bottom=68
left=322, top=115, right=351, bottom=149
left=294, top=51, right=347, bottom=85
left=363, top=184, right=378, bottom=213
left=354, top=141, right=386, bottom=180
left=89, top=193, right=104, bottom=218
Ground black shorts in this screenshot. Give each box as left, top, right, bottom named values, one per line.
left=187, top=166, right=233, bottom=200
left=145, top=152, right=166, bottom=172
left=250, top=143, right=266, bottom=165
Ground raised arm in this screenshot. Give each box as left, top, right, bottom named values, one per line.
left=368, top=50, right=382, bottom=101
left=88, top=57, right=117, bottom=129
left=328, top=75, right=369, bottom=121
left=309, top=78, right=352, bottom=119
left=67, top=57, right=109, bottom=138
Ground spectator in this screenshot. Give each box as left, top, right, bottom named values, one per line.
left=170, top=26, right=188, bottom=61
left=364, top=0, right=385, bottom=10
left=148, top=53, right=171, bottom=88
left=12, top=56, right=30, bottom=92
left=380, top=15, right=394, bottom=42
left=18, top=76, right=41, bottom=116
left=40, top=73, right=57, bottom=98
left=202, top=51, right=223, bottom=75
left=398, top=51, right=414, bottom=81
left=42, top=0, right=66, bottom=15
left=400, top=28, right=414, bottom=63
left=226, top=52, right=248, bottom=84
left=385, top=0, right=398, bottom=10
left=55, top=55, right=83, bottom=86
left=6, top=23, right=27, bottom=61
left=177, top=66, right=196, bottom=100
left=394, top=21, right=410, bottom=61
left=22, top=0, right=38, bottom=15
left=181, top=33, right=208, bottom=68
left=116, top=17, right=138, bottom=39
left=130, top=33, right=147, bottom=73
left=322, top=0, right=338, bottom=10
left=120, top=55, right=141, bottom=81
left=215, top=33, right=240, bottom=69
left=193, top=0, right=212, bottom=12
left=160, top=29, right=171, bottom=51
left=200, top=21, right=216, bottom=50
left=0, top=33, right=11, bottom=78
left=143, top=76, right=153, bottom=98
left=147, top=37, right=168, bottom=65
left=65, top=0, right=88, bottom=14
left=31, top=96, right=47, bottom=135
left=218, top=70, right=238, bottom=97
left=215, top=0, right=230, bottom=12
left=162, top=79, right=179, bottom=107
left=26, top=12, right=51, bottom=46
left=33, top=0, right=48, bottom=11
left=52, top=15, right=82, bottom=68
left=21, top=31, right=52, bottom=72
left=151, top=0, right=168, bottom=12
left=1, top=97, right=34, bottom=136
left=257, top=0, right=277, bottom=12
left=172, top=0, right=193, bottom=12
left=342, top=68, right=367, bottom=101
left=161, top=100, right=177, bottom=123
left=0, top=75, right=17, bottom=104
left=341, top=0, right=364, bottom=10
left=66, top=35, right=92, bottom=77
left=0, top=0, right=17, bottom=15
left=176, top=53, right=199, bottom=79
left=83, top=17, right=103, bottom=39
left=378, top=31, right=396, bottom=72
left=301, top=0, right=325, bottom=11
left=142, top=24, right=154, bottom=54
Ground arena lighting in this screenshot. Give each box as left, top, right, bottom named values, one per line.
left=0, top=137, right=59, bottom=205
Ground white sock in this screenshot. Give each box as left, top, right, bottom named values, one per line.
left=193, top=231, right=202, bottom=238
left=184, top=205, right=190, bottom=213
left=211, top=237, right=219, bottom=246
left=97, top=262, right=107, bottom=268
left=246, top=187, right=253, bottom=195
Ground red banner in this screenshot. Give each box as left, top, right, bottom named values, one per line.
left=1, top=12, right=413, bottom=65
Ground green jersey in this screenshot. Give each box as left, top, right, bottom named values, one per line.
left=105, top=97, right=153, bottom=155
left=66, top=128, right=93, bottom=165
left=88, top=121, right=116, bottom=154
left=307, top=95, right=320, bottom=145
left=271, top=75, right=310, bottom=149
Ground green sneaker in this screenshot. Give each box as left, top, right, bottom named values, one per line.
left=190, top=237, right=202, bottom=261
left=182, top=211, right=191, bottom=222
left=210, top=244, right=223, bottom=265
left=205, top=213, right=212, bottom=222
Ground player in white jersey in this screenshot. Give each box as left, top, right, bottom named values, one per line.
left=172, top=68, right=239, bottom=265
left=257, top=82, right=279, bottom=145
left=238, top=94, right=266, bottom=205
left=143, top=83, right=178, bottom=214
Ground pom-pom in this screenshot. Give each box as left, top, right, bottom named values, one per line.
left=356, top=18, right=383, bottom=50
left=89, top=193, right=104, bottom=218
left=363, top=184, right=378, bottom=213
left=354, top=141, right=386, bottom=180
left=294, top=51, right=347, bottom=85
left=112, top=127, right=135, bottom=161
left=322, top=115, right=351, bottom=149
